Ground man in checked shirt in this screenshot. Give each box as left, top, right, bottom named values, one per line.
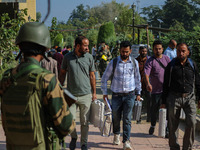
left=101, top=41, right=141, bottom=150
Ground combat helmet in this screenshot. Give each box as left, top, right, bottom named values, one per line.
left=16, top=22, right=51, bottom=48
left=15, top=22, right=51, bottom=61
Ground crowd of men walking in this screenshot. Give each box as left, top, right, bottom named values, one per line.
left=0, top=22, right=200, bottom=150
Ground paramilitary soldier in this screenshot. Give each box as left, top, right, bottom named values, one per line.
left=111, top=40, right=120, bottom=58
left=97, top=42, right=112, bottom=77
left=0, top=22, right=75, bottom=150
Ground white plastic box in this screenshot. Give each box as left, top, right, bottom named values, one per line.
left=158, top=108, right=167, bottom=138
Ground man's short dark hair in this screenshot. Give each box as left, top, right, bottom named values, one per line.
left=153, top=40, right=163, bottom=48
left=67, top=45, right=72, bottom=49
left=47, top=51, right=53, bottom=57
left=75, top=36, right=87, bottom=47
left=120, top=41, right=131, bottom=49
left=177, top=43, right=188, bottom=49
left=56, top=47, right=62, bottom=52
left=19, top=42, right=46, bottom=56
left=139, top=46, right=147, bottom=51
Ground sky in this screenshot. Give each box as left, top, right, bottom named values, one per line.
left=36, top=0, right=166, bottom=27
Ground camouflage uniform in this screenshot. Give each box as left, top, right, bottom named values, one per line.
left=0, top=57, right=75, bottom=150
left=97, top=44, right=112, bottom=77
left=0, top=22, right=75, bottom=150
left=111, top=45, right=120, bottom=58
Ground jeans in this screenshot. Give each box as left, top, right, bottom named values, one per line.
left=112, top=92, right=135, bottom=143
left=141, top=89, right=151, bottom=121
left=150, top=93, right=162, bottom=126
left=167, top=92, right=196, bottom=150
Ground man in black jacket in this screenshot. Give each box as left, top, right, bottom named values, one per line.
left=162, top=43, right=200, bottom=150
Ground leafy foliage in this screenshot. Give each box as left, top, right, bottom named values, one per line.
left=65, top=35, right=74, bottom=48
left=97, top=21, right=116, bottom=45
left=141, top=0, right=200, bottom=31
left=87, top=0, right=123, bottom=24
left=69, top=4, right=89, bottom=23
left=0, top=9, right=27, bottom=78
left=36, top=12, right=41, bottom=22
left=51, top=1, right=153, bottom=48
left=54, top=33, right=64, bottom=48
left=162, top=0, right=200, bottom=30
left=141, top=5, right=163, bottom=28
left=86, top=29, right=98, bottom=52
left=50, top=17, right=60, bottom=47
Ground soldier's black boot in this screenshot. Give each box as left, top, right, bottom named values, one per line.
left=69, top=138, right=77, bottom=150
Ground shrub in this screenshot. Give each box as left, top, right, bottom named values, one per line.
left=97, top=21, right=116, bottom=45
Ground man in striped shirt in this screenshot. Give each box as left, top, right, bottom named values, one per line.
left=101, top=41, right=141, bottom=150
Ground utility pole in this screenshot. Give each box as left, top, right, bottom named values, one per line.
left=157, top=19, right=163, bottom=39
left=131, top=3, right=136, bottom=43
left=136, top=0, right=140, bottom=13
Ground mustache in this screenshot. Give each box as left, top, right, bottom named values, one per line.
left=121, top=55, right=129, bottom=59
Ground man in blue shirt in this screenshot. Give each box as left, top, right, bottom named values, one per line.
left=101, top=41, right=141, bottom=150
left=164, top=39, right=177, bottom=60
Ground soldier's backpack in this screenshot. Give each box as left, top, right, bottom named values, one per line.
left=1, top=64, right=50, bottom=148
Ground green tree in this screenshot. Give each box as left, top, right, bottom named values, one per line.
left=86, top=29, right=98, bottom=52
left=0, top=9, right=27, bottom=78
left=115, top=6, right=132, bottom=35
left=191, top=26, right=200, bottom=69
left=162, top=0, right=200, bottom=30
left=192, top=0, right=200, bottom=5
left=65, top=35, right=74, bottom=48
left=88, top=0, right=123, bottom=24
left=69, top=4, right=88, bottom=22
left=141, top=0, right=200, bottom=31
left=54, top=33, right=64, bottom=48
left=97, top=21, right=116, bottom=45
left=115, top=5, right=147, bottom=44
left=36, top=12, right=41, bottom=22
left=68, top=4, right=88, bottom=30
left=141, top=5, right=163, bottom=28
left=50, top=17, right=60, bottom=46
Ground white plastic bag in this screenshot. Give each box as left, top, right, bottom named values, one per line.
left=89, top=100, right=105, bottom=129
left=180, top=108, right=185, bottom=120
left=158, top=108, right=167, bottom=138
left=101, top=98, right=112, bottom=137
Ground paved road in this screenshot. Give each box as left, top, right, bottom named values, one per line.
left=0, top=79, right=200, bottom=150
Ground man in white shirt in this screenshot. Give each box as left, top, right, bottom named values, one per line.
left=101, top=41, right=141, bottom=150
left=164, top=39, right=177, bottom=60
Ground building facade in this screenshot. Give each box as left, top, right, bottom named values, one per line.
left=0, top=0, right=36, bottom=21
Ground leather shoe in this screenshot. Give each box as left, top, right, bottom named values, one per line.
left=69, top=138, right=77, bottom=150
left=149, top=126, right=155, bottom=135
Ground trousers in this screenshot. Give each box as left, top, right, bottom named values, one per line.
left=167, top=92, right=196, bottom=150
left=69, top=94, right=92, bottom=146
left=112, top=92, right=135, bottom=143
